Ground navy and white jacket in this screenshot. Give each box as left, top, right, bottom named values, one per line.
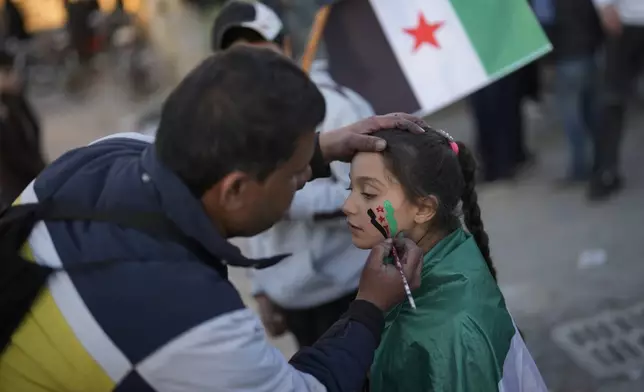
left=4, top=133, right=382, bottom=391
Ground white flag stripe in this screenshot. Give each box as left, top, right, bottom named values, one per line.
left=498, top=330, right=549, bottom=392
left=368, top=0, right=488, bottom=115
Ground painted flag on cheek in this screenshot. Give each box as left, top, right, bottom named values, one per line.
left=323, top=0, right=552, bottom=116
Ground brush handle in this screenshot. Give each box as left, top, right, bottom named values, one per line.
left=391, top=245, right=417, bottom=310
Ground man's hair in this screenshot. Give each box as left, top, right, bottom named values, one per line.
left=155, top=46, right=325, bottom=196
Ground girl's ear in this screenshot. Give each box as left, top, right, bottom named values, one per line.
left=414, top=195, right=438, bottom=225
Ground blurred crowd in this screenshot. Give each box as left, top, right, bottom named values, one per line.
left=0, top=0, right=158, bottom=208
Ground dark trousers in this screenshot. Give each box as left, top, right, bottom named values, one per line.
left=281, top=290, right=357, bottom=347
left=594, top=26, right=644, bottom=176
left=469, top=71, right=527, bottom=181
left=555, top=55, right=598, bottom=178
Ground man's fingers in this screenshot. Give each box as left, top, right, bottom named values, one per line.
left=395, top=238, right=423, bottom=287
left=348, top=133, right=387, bottom=154
left=387, top=112, right=430, bottom=129
left=373, top=115, right=426, bottom=135
left=367, top=239, right=393, bottom=266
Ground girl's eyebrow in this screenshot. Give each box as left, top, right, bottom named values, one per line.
left=355, top=176, right=385, bottom=188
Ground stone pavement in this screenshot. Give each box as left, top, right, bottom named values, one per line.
left=36, top=82, right=644, bottom=391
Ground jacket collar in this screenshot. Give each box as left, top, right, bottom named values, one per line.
left=140, top=145, right=286, bottom=269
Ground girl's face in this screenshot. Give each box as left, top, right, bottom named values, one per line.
left=343, top=152, right=427, bottom=249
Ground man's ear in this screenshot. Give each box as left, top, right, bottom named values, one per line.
left=414, top=195, right=438, bottom=225
left=215, top=171, right=257, bottom=211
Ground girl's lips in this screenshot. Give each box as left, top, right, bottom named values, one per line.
left=347, top=221, right=363, bottom=231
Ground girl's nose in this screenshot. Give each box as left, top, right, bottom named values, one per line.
left=342, top=196, right=356, bottom=216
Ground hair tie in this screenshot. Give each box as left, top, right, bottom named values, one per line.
left=449, top=141, right=459, bottom=155
left=434, top=128, right=459, bottom=155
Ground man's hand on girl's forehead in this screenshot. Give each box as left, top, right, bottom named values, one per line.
left=318, top=113, right=427, bottom=163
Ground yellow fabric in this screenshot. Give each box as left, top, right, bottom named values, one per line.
left=0, top=288, right=115, bottom=392
left=0, top=201, right=115, bottom=392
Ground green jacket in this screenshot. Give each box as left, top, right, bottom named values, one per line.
left=370, top=229, right=517, bottom=392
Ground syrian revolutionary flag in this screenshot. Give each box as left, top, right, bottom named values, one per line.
left=322, top=0, right=551, bottom=116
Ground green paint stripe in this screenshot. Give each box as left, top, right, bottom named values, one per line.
left=383, top=200, right=398, bottom=237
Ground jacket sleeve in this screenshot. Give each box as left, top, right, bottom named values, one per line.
left=292, top=93, right=368, bottom=218
left=288, top=160, right=350, bottom=220
left=134, top=276, right=383, bottom=392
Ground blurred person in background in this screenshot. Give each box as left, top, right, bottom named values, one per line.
left=64, top=0, right=101, bottom=93
left=0, top=49, right=45, bottom=209
left=589, top=0, right=644, bottom=200
left=468, top=70, right=532, bottom=183
left=1, top=0, right=31, bottom=44
left=212, top=0, right=376, bottom=347
left=535, top=0, right=603, bottom=185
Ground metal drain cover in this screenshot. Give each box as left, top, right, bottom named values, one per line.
left=552, top=301, right=644, bottom=379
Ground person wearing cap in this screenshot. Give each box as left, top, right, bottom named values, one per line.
left=0, top=46, right=426, bottom=391
left=211, top=0, right=379, bottom=348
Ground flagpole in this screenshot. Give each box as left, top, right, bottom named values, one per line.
left=301, top=5, right=332, bottom=73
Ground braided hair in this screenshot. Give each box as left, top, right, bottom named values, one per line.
left=371, top=128, right=497, bottom=280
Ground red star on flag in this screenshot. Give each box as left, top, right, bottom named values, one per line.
left=403, top=13, right=444, bottom=52
left=378, top=216, right=386, bottom=224
left=376, top=206, right=385, bottom=213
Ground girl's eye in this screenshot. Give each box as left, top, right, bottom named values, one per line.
left=361, top=192, right=376, bottom=200
left=345, top=186, right=352, bottom=191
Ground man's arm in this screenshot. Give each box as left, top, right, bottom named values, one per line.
left=135, top=234, right=423, bottom=392
left=310, top=133, right=332, bottom=180
left=136, top=297, right=382, bottom=392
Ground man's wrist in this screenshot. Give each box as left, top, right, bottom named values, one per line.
left=310, top=133, right=331, bottom=179
left=345, top=300, right=385, bottom=344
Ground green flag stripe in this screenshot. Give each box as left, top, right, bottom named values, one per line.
left=449, top=0, right=551, bottom=77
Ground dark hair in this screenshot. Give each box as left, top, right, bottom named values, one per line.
left=373, top=128, right=496, bottom=280
left=155, top=46, right=325, bottom=196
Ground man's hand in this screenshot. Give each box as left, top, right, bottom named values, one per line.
left=254, top=294, right=288, bottom=337
left=356, top=237, right=424, bottom=311
left=599, top=4, right=622, bottom=36
left=318, top=113, right=428, bottom=163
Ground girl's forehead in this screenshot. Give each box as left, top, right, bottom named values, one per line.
left=351, top=152, right=387, bottom=178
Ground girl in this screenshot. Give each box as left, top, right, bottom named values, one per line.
left=343, top=128, right=547, bottom=391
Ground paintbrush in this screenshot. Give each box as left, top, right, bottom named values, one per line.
left=367, top=208, right=417, bottom=310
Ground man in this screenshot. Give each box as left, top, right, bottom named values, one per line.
left=211, top=0, right=376, bottom=347
left=0, top=46, right=425, bottom=391
left=535, top=0, right=603, bottom=184
left=589, top=0, right=644, bottom=200
left=0, top=49, right=45, bottom=209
